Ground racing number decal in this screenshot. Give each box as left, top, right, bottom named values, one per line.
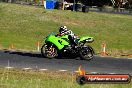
left=58, top=40, right=62, bottom=45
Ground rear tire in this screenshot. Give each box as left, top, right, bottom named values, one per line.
left=79, top=46, right=94, bottom=60
left=41, top=44, right=58, bottom=59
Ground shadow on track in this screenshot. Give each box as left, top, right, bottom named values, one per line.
left=4, top=50, right=44, bottom=58
left=4, top=51, right=75, bottom=59
left=3, top=50, right=77, bottom=60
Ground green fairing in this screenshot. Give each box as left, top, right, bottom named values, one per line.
left=45, top=34, right=69, bottom=50
left=78, top=36, right=94, bottom=42
left=45, top=34, right=93, bottom=50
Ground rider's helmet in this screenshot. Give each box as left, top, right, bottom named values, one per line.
left=59, top=26, right=68, bottom=34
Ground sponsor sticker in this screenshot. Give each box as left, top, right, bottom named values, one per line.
left=76, top=66, right=131, bottom=85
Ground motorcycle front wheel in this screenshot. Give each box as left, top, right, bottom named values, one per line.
left=41, top=44, right=58, bottom=59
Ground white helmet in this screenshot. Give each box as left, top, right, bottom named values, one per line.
left=59, top=26, right=68, bottom=33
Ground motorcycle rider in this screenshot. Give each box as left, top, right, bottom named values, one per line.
left=58, top=26, right=78, bottom=47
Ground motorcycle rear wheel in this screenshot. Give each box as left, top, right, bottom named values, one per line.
left=79, top=46, right=94, bottom=60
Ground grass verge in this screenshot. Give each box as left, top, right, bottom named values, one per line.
left=0, top=68, right=132, bottom=88
left=0, top=3, right=132, bottom=57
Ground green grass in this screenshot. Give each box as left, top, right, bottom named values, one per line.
left=0, top=3, right=132, bottom=56
left=0, top=68, right=132, bottom=88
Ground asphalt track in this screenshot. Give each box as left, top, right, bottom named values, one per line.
left=0, top=50, right=132, bottom=75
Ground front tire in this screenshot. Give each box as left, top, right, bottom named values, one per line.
left=41, top=44, right=58, bottom=59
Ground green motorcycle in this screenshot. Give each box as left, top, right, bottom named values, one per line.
left=41, top=33, right=95, bottom=60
